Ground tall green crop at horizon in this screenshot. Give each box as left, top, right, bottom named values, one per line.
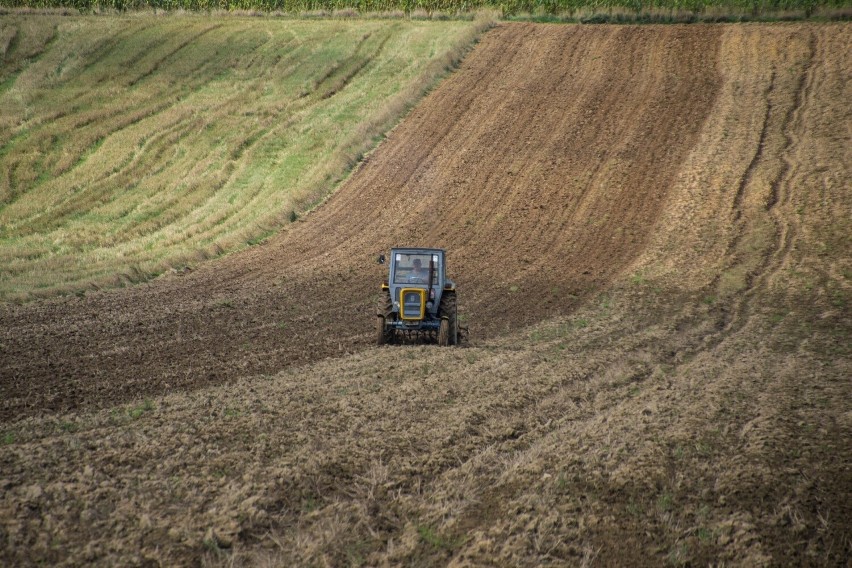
left=0, top=0, right=848, bottom=17
left=0, top=15, right=489, bottom=300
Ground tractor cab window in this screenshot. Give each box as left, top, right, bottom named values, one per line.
left=393, top=253, right=439, bottom=285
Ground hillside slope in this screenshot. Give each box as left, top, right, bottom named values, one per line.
left=0, top=22, right=849, bottom=567
left=5, top=23, right=724, bottom=419
left=0, top=15, right=485, bottom=297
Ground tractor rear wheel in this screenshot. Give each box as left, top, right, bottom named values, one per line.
left=376, top=316, right=388, bottom=346
left=437, top=291, right=458, bottom=346
left=438, top=318, right=450, bottom=346
left=376, top=289, right=394, bottom=346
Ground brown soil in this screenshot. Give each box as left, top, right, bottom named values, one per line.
left=0, top=24, right=721, bottom=421
left=1, top=22, right=850, bottom=568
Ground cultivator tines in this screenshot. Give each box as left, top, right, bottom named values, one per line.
left=395, top=329, right=437, bottom=344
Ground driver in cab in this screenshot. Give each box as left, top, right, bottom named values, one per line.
left=409, top=258, right=428, bottom=282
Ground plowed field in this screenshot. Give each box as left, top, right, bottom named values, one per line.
left=1, top=22, right=850, bottom=567
left=1, top=24, right=724, bottom=420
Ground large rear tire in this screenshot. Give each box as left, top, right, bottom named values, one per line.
left=437, top=291, right=458, bottom=346
left=438, top=318, right=450, bottom=347
left=376, top=316, right=387, bottom=346
left=376, top=289, right=394, bottom=346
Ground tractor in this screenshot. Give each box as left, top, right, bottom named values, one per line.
left=376, top=248, right=458, bottom=346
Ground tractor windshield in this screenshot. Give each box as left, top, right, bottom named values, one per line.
left=393, top=252, right=439, bottom=285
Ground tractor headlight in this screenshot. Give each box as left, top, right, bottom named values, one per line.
left=426, top=301, right=433, bottom=310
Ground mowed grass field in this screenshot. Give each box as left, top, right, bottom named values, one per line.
left=0, top=14, right=488, bottom=300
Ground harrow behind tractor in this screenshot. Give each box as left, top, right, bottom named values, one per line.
left=376, top=248, right=459, bottom=346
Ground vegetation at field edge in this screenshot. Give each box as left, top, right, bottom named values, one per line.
left=1, top=0, right=850, bottom=21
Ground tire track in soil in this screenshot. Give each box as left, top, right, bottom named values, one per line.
left=708, top=29, right=817, bottom=340
left=0, top=24, right=724, bottom=422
